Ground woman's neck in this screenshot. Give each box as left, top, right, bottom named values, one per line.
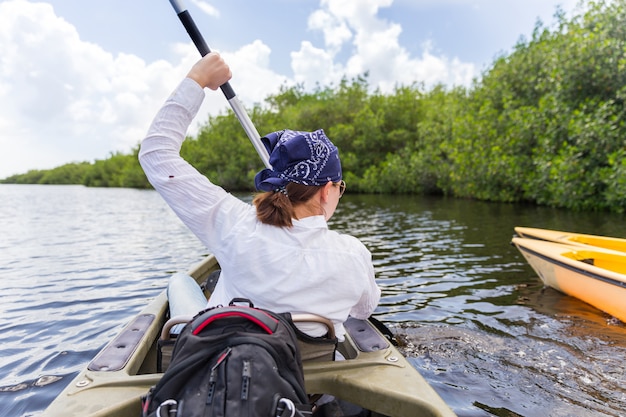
left=293, top=196, right=324, bottom=220
left=293, top=204, right=322, bottom=220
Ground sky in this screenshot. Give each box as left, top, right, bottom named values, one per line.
left=0, top=0, right=581, bottom=179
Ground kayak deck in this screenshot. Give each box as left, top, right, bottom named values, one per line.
left=44, top=256, right=456, bottom=417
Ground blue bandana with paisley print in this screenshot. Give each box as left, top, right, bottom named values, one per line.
left=254, top=129, right=342, bottom=192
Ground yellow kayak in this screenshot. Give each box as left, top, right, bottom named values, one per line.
left=512, top=236, right=626, bottom=323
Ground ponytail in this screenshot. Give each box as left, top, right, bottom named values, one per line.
left=253, top=183, right=323, bottom=227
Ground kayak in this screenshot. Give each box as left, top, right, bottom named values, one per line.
left=512, top=237, right=626, bottom=323
left=43, top=255, right=457, bottom=417
left=514, top=227, right=626, bottom=253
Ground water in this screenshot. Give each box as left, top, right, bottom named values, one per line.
left=1, top=184, right=625, bottom=416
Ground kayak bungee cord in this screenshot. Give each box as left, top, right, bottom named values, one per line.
left=168, top=0, right=271, bottom=169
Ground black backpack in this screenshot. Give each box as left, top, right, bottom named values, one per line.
left=141, top=299, right=312, bottom=417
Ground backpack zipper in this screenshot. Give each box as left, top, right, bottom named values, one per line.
left=206, top=347, right=232, bottom=405
left=241, top=360, right=251, bottom=400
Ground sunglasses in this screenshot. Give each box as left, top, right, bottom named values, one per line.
left=333, top=180, right=346, bottom=197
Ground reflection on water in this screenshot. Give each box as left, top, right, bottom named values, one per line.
left=1, top=186, right=626, bottom=416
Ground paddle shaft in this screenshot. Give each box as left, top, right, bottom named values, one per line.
left=168, top=0, right=271, bottom=169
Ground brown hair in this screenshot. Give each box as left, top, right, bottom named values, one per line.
left=253, top=182, right=323, bottom=227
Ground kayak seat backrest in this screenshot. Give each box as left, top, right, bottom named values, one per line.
left=291, top=313, right=338, bottom=362
left=157, top=315, right=191, bottom=373
left=157, top=312, right=338, bottom=372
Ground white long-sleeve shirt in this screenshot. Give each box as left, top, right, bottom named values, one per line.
left=139, top=78, right=380, bottom=340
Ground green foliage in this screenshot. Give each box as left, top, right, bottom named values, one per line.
left=82, top=147, right=150, bottom=188
left=183, top=110, right=261, bottom=190
left=2, top=169, right=46, bottom=184
left=440, top=0, right=626, bottom=211
left=3, top=0, right=626, bottom=212
left=1, top=149, right=149, bottom=188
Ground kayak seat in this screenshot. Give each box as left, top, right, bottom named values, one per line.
left=157, top=315, right=192, bottom=373
left=291, top=313, right=338, bottom=362
left=157, top=312, right=337, bottom=372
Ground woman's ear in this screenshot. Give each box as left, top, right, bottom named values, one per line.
left=320, top=182, right=333, bottom=203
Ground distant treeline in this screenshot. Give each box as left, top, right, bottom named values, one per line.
left=3, top=0, right=625, bottom=212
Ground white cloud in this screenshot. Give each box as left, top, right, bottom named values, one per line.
left=291, top=0, right=476, bottom=92
left=190, top=0, right=220, bottom=18
left=291, top=41, right=342, bottom=88
left=307, top=9, right=352, bottom=54
left=0, top=0, right=225, bottom=178
left=221, top=40, right=290, bottom=107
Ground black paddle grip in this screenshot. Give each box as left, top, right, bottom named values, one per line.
left=177, top=10, right=236, bottom=100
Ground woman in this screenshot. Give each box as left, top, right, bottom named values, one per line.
left=139, top=52, right=380, bottom=341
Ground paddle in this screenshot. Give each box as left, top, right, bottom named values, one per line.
left=168, top=0, right=271, bottom=169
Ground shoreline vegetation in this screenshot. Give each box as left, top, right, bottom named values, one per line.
left=3, top=0, right=625, bottom=213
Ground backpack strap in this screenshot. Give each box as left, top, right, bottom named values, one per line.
left=275, top=397, right=313, bottom=417
left=192, top=306, right=279, bottom=335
